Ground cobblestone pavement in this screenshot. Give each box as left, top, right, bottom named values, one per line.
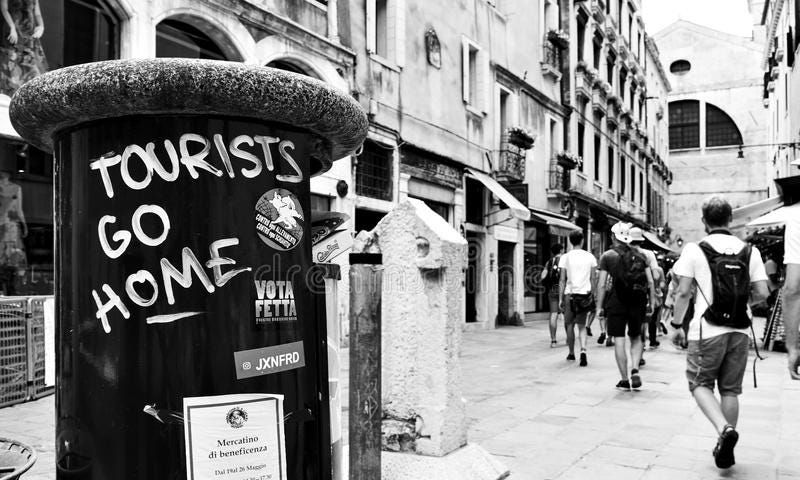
left=2, top=320, right=800, bottom=479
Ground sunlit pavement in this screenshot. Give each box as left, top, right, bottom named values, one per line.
left=4, top=319, right=800, bottom=479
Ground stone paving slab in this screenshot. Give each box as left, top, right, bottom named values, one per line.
left=2, top=319, right=800, bottom=479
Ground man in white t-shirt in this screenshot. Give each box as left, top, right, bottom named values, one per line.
left=558, top=229, right=597, bottom=366
left=671, top=195, right=768, bottom=470
left=783, top=210, right=800, bottom=380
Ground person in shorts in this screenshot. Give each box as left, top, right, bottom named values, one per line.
left=783, top=208, right=800, bottom=379
left=596, top=222, right=656, bottom=390
left=541, top=243, right=564, bottom=347
left=558, top=229, right=597, bottom=366
left=670, top=195, right=768, bottom=469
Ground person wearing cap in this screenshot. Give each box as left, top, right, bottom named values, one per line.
left=670, top=195, right=768, bottom=469
left=629, top=227, right=667, bottom=353
left=596, top=222, right=656, bottom=390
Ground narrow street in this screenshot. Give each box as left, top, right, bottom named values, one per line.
left=4, top=320, right=799, bottom=479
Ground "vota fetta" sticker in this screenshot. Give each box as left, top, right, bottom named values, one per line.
left=233, top=341, right=306, bottom=380
left=255, top=188, right=304, bottom=251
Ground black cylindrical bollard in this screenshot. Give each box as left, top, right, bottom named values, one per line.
left=9, top=59, right=367, bottom=480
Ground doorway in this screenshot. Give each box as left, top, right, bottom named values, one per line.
left=497, top=241, right=516, bottom=325
left=465, top=233, right=480, bottom=323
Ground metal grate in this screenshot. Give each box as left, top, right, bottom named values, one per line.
left=764, top=289, right=785, bottom=351
left=0, top=300, right=28, bottom=408
left=29, top=297, right=54, bottom=399
left=356, top=141, right=393, bottom=201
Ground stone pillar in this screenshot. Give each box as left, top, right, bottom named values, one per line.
left=353, top=199, right=507, bottom=479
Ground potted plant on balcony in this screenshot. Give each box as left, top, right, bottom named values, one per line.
left=547, top=29, right=570, bottom=49
left=556, top=150, right=582, bottom=170
left=506, top=126, right=536, bottom=150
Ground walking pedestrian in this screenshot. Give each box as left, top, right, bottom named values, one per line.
left=558, top=229, right=597, bottom=366
left=541, top=243, right=564, bottom=347
left=629, top=227, right=666, bottom=352
left=670, top=195, right=768, bottom=469
left=596, top=222, right=656, bottom=390
left=783, top=210, right=800, bottom=380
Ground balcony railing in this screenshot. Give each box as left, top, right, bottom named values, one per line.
left=572, top=172, right=588, bottom=194
left=548, top=165, right=571, bottom=192
left=592, top=182, right=603, bottom=199
left=542, top=42, right=562, bottom=80
left=605, top=190, right=617, bottom=208
left=496, top=141, right=526, bottom=183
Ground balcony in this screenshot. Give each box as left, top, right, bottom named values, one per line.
left=575, top=66, right=596, bottom=101
left=541, top=42, right=562, bottom=81
left=571, top=172, right=589, bottom=195
left=495, top=142, right=527, bottom=183
left=548, top=165, right=571, bottom=192
left=592, top=84, right=608, bottom=117
left=605, top=190, right=617, bottom=208
left=592, top=181, right=603, bottom=200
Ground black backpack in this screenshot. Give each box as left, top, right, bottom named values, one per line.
left=612, top=245, right=649, bottom=303
left=697, top=241, right=752, bottom=329
left=542, top=254, right=561, bottom=292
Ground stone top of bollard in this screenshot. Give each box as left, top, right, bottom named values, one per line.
left=9, top=58, right=368, bottom=175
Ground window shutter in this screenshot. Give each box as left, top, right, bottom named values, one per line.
left=789, top=28, right=795, bottom=67
left=394, top=0, right=406, bottom=67
left=366, top=0, right=376, bottom=54
left=478, top=49, right=490, bottom=113
left=462, top=38, right=470, bottom=103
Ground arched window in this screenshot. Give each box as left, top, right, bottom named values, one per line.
left=156, top=19, right=227, bottom=60
left=668, top=100, right=699, bottom=150
left=705, top=104, right=743, bottom=147
left=669, top=60, right=691, bottom=75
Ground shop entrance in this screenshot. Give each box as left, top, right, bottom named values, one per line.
left=497, top=240, right=516, bottom=324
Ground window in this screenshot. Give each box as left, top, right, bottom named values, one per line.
left=705, top=104, right=743, bottom=147
left=465, top=178, right=484, bottom=225
left=356, top=140, right=393, bottom=201
left=607, top=51, right=616, bottom=85
left=668, top=100, right=700, bottom=149
left=593, top=35, right=602, bottom=70
left=620, top=153, right=626, bottom=195
left=577, top=122, right=585, bottom=172
left=411, top=197, right=450, bottom=222
left=498, top=86, right=512, bottom=147
left=367, top=0, right=405, bottom=66
left=462, top=38, right=487, bottom=111
left=63, top=0, right=119, bottom=66
left=618, top=0, right=623, bottom=28
left=577, top=15, right=587, bottom=62
left=594, top=134, right=601, bottom=181
left=607, top=144, right=614, bottom=188
left=619, top=68, right=627, bottom=98
left=310, top=194, right=331, bottom=212
left=156, top=19, right=227, bottom=60
left=669, top=60, right=691, bottom=75
left=639, top=171, right=644, bottom=205
left=630, top=164, right=636, bottom=201
left=375, top=0, right=388, bottom=57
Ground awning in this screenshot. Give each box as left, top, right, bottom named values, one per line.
left=731, top=196, right=783, bottom=230
left=529, top=208, right=581, bottom=236
left=642, top=231, right=677, bottom=253
left=747, top=203, right=800, bottom=228
left=465, top=168, right=531, bottom=221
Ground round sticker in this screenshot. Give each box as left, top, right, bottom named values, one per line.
left=255, top=188, right=304, bottom=251
left=226, top=407, right=248, bottom=429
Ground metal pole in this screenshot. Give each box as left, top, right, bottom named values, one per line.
left=348, top=253, right=382, bottom=480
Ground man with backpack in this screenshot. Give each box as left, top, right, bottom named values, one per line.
left=670, top=195, right=768, bottom=469
left=558, top=229, right=597, bottom=366
left=596, top=222, right=656, bottom=390
left=540, top=243, right=564, bottom=347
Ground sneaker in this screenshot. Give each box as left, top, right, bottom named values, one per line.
left=579, top=352, right=587, bottom=367
left=660, top=321, right=669, bottom=335
left=586, top=327, right=593, bottom=337
left=616, top=379, right=631, bottom=390
left=713, top=425, right=739, bottom=469
left=630, top=369, right=642, bottom=389
left=639, top=358, right=646, bottom=367
left=606, top=337, right=614, bottom=347
left=650, top=341, right=661, bottom=348
left=550, top=339, right=557, bottom=348
left=597, top=332, right=606, bottom=344
left=566, top=353, right=576, bottom=361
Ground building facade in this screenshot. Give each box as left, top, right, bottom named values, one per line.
left=654, top=20, right=771, bottom=242
left=757, top=0, right=800, bottom=189
left=0, top=0, right=671, bottom=333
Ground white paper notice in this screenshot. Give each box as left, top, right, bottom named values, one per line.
left=43, top=297, right=55, bottom=387
left=183, top=393, right=287, bottom=480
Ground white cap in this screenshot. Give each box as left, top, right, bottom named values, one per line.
left=611, top=221, right=633, bottom=244
left=629, top=227, right=645, bottom=243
